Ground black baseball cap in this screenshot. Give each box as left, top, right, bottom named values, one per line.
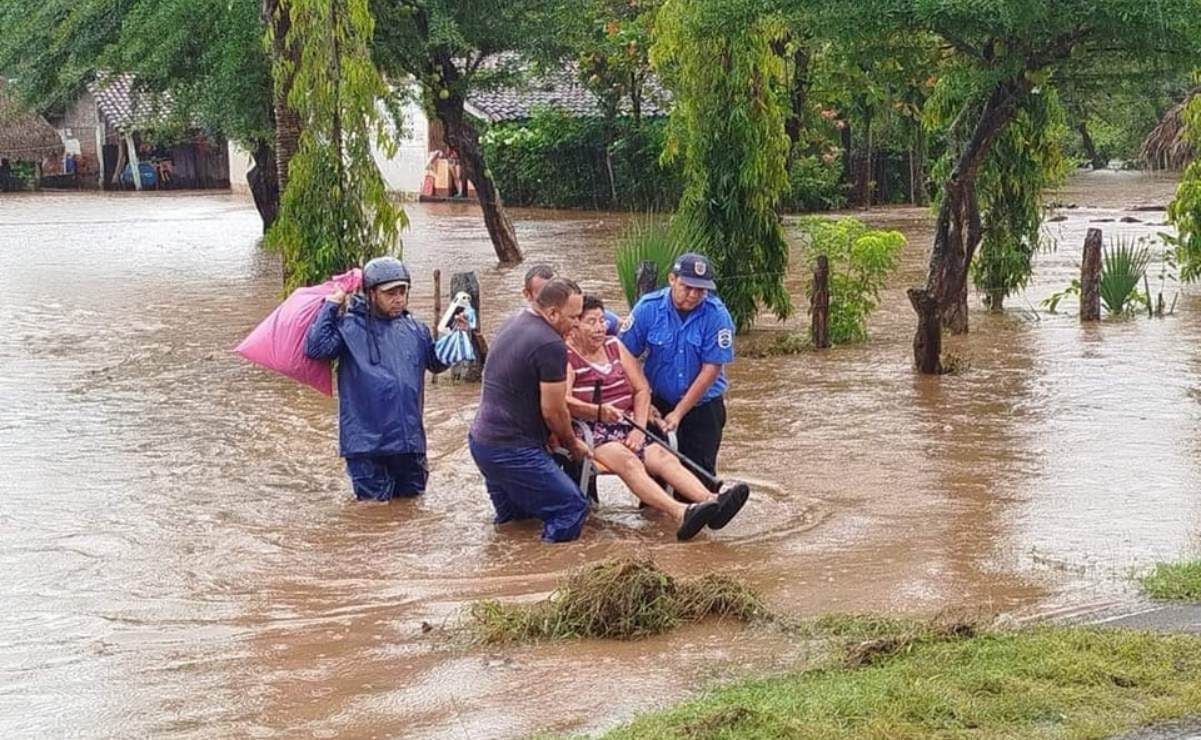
left=670, top=252, right=717, bottom=290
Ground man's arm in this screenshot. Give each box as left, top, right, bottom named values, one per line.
left=423, top=322, right=450, bottom=374
left=542, top=380, right=589, bottom=459
left=304, top=295, right=347, bottom=360
left=662, top=363, right=721, bottom=431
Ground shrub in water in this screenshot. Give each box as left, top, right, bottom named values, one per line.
left=796, top=217, right=906, bottom=343
left=467, top=558, right=766, bottom=643
left=1100, top=235, right=1152, bottom=315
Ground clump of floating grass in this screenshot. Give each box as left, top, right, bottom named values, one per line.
left=740, top=331, right=811, bottom=358
left=467, top=558, right=767, bottom=644
left=839, top=607, right=986, bottom=668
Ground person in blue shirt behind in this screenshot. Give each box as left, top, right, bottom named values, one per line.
left=304, top=257, right=453, bottom=501
left=523, top=263, right=622, bottom=335
left=619, top=252, right=737, bottom=490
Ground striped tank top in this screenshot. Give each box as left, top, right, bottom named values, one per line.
left=567, top=337, right=634, bottom=412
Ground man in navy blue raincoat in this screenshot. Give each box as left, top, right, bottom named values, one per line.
left=305, top=257, right=450, bottom=501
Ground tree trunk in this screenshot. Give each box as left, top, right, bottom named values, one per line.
left=247, top=140, right=280, bottom=231
left=908, top=287, right=942, bottom=374
left=783, top=43, right=811, bottom=163
left=1080, top=227, right=1103, bottom=321
left=909, top=123, right=929, bottom=206
left=1077, top=121, right=1107, bottom=170
left=435, top=100, right=522, bottom=265
left=910, top=77, right=1031, bottom=371
left=810, top=254, right=830, bottom=349
left=840, top=122, right=853, bottom=189
left=855, top=107, right=873, bottom=207
left=635, top=260, right=658, bottom=301
left=263, top=0, right=301, bottom=194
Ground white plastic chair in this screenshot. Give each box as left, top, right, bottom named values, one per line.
left=569, top=419, right=679, bottom=504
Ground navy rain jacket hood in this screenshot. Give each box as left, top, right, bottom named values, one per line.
left=304, top=295, right=446, bottom=457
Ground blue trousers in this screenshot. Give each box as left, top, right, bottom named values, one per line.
left=468, top=436, right=588, bottom=543
left=345, top=453, right=428, bottom=501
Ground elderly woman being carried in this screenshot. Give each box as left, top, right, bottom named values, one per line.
left=565, top=294, right=749, bottom=541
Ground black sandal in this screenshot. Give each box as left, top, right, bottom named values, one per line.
left=708, top=483, right=749, bottom=530
left=676, top=500, right=720, bottom=541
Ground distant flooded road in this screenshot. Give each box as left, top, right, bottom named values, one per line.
left=2, top=171, right=1197, bottom=736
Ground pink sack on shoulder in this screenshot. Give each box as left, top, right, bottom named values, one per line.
left=234, top=268, right=362, bottom=396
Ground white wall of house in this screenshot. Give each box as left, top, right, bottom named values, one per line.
left=373, top=96, right=428, bottom=195
left=228, top=140, right=254, bottom=195
left=227, top=95, right=428, bottom=198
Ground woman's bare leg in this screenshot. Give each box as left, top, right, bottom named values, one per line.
left=643, top=445, right=717, bottom=503
left=594, top=443, right=688, bottom=522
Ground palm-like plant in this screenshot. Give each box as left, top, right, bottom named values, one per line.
left=1100, top=236, right=1153, bottom=315
left=614, top=215, right=697, bottom=309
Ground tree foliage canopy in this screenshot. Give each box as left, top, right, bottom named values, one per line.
left=653, top=0, right=793, bottom=332
left=0, top=0, right=272, bottom=146
left=265, top=0, right=406, bottom=290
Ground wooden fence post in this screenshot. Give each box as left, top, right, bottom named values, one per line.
left=431, top=269, right=442, bottom=384
left=1080, top=227, right=1103, bottom=321
left=810, top=254, right=830, bottom=349
left=433, top=269, right=442, bottom=327
left=634, top=260, right=658, bottom=302
left=450, top=271, right=483, bottom=382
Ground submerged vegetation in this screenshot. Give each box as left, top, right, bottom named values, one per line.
left=796, top=217, right=905, bottom=344
left=1141, top=560, right=1201, bottom=602
left=1099, top=236, right=1154, bottom=317
left=466, top=558, right=766, bottom=643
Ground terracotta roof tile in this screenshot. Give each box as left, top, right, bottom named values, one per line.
left=87, top=73, right=173, bottom=132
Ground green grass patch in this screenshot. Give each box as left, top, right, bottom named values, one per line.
left=466, top=558, right=767, bottom=644
left=1140, top=560, right=1201, bottom=601
left=606, top=625, right=1201, bottom=739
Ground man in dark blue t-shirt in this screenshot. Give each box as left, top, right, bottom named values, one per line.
left=469, top=278, right=591, bottom=542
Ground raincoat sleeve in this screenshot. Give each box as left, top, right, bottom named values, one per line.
left=304, top=300, right=346, bottom=360
left=423, top=322, right=450, bottom=374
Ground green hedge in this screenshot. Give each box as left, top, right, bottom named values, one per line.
left=481, top=107, right=848, bottom=212
left=481, top=108, right=681, bottom=211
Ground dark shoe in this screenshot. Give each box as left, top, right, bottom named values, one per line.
left=708, top=483, right=749, bottom=530
left=676, top=500, right=720, bottom=541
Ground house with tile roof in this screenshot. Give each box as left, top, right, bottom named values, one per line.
left=51, top=73, right=230, bottom=191
left=0, top=81, right=66, bottom=190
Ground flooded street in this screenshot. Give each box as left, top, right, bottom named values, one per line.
left=2, top=170, right=1198, bottom=737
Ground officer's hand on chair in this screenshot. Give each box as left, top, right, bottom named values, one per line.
left=661, top=408, right=684, bottom=432
left=567, top=438, right=591, bottom=461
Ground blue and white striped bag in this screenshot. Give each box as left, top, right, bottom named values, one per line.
left=434, top=304, right=477, bottom=365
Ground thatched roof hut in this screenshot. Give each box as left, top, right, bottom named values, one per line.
left=0, top=82, right=64, bottom=163
left=1140, top=89, right=1199, bottom=171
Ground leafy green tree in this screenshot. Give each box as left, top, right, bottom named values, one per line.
left=652, top=0, right=793, bottom=332
left=1168, top=95, right=1201, bottom=282
left=810, top=0, right=1201, bottom=372
left=570, top=0, right=660, bottom=127
left=0, top=0, right=282, bottom=227
left=372, top=0, right=575, bottom=265
left=266, top=0, right=406, bottom=290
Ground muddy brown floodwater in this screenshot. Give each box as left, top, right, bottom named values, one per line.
left=2, top=170, right=1199, bottom=737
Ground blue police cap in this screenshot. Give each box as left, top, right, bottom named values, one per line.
left=670, top=252, right=717, bottom=290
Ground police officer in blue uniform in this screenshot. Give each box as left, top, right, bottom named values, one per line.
left=619, top=252, right=735, bottom=489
